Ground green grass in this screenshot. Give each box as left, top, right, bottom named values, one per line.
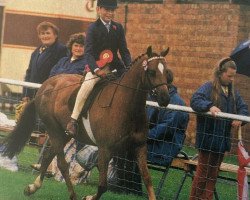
left=0, top=145, right=145, bottom=200
left=0, top=168, right=146, bottom=200
left=0, top=145, right=245, bottom=200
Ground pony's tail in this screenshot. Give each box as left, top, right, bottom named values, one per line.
left=3, top=100, right=37, bottom=158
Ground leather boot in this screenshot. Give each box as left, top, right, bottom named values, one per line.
left=65, top=118, right=78, bottom=137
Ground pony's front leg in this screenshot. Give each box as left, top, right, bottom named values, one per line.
left=136, top=144, right=156, bottom=200
left=83, top=147, right=111, bottom=200
left=57, top=151, right=77, bottom=200
left=24, top=175, right=43, bottom=196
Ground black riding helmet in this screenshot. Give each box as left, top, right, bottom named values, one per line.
left=97, top=0, right=118, bottom=9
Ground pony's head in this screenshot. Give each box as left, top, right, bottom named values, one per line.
left=142, top=46, right=170, bottom=107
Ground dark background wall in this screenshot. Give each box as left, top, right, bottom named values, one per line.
left=3, top=13, right=90, bottom=47
left=115, top=2, right=250, bottom=151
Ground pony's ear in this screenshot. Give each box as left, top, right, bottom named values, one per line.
left=160, top=47, right=170, bottom=57
left=146, top=46, right=153, bottom=57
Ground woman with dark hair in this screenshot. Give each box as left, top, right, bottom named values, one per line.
left=31, top=33, right=88, bottom=180
left=189, top=57, right=249, bottom=200
left=50, top=32, right=87, bottom=77
left=147, top=68, right=189, bottom=166
left=23, top=21, right=67, bottom=99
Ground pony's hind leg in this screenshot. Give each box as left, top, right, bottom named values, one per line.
left=57, top=150, right=77, bottom=200
left=24, top=142, right=57, bottom=196
left=136, top=144, right=156, bottom=200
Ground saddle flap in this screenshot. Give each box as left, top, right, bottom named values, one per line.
left=81, top=79, right=118, bottom=118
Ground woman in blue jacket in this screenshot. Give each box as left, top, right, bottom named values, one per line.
left=23, top=21, right=67, bottom=99
left=147, top=69, right=189, bottom=166
left=31, top=33, right=87, bottom=178
left=50, top=33, right=87, bottom=77
left=189, top=57, right=249, bottom=200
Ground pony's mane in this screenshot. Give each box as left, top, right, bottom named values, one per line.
left=130, top=53, right=146, bottom=67
left=129, top=51, right=160, bottom=67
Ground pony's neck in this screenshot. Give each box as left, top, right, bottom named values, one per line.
left=119, top=54, right=148, bottom=108
left=121, top=54, right=148, bottom=89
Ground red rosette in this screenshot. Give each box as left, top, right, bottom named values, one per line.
left=96, top=50, right=113, bottom=68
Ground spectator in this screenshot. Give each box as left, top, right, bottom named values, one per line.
left=23, top=21, right=67, bottom=100
left=189, top=57, right=249, bottom=200
left=50, top=139, right=90, bottom=185
left=147, top=68, right=189, bottom=166
left=50, top=32, right=87, bottom=77
left=20, top=21, right=67, bottom=133
left=31, top=33, right=88, bottom=183
left=66, top=0, right=132, bottom=137
left=31, top=139, right=89, bottom=185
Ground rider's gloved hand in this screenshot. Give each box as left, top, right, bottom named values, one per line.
left=95, top=69, right=106, bottom=78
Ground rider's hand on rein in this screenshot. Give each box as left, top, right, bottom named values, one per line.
left=95, top=69, right=107, bottom=78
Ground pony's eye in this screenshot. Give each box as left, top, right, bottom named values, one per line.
left=148, top=70, right=156, bottom=77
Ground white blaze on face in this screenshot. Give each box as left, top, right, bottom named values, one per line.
left=158, top=63, right=164, bottom=74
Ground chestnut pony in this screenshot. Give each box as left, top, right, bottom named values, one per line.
left=3, top=46, right=170, bottom=200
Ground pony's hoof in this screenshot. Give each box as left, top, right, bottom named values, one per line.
left=70, top=193, right=77, bottom=200
left=24, top=184, right=37, bottom=196
left=23, top=186, right=32, bottom=196
left=82, top=195, right=94, bottom=200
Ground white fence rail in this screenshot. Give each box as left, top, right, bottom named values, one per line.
left=0, top=77, right=250, bottom=123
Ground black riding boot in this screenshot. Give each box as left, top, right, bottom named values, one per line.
left=65, top=118, right=78, bottom=137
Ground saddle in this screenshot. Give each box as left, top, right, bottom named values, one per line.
left=68, top=71, right=118, bottom=119
left=69, top=49, right=117, bottom=118
left=82, top=78, right=108, bottom=118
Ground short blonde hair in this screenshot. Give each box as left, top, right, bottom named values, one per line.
left=36, top=21, right=59, bottom=35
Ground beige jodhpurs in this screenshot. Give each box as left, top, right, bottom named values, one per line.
left=71, top=72, right=100, bottom=120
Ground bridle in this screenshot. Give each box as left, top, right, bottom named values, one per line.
left=142, top=56, right=168, bottom=91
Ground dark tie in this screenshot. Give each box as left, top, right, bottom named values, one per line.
left=105, top=23, right=110, bottom=32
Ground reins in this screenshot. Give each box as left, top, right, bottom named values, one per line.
left=35, top=55, right=168, bottom=98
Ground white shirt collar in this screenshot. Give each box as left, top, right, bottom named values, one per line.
left=100, top=18, right=111, bottom=27
left=70, top=57, right=76, bottom=62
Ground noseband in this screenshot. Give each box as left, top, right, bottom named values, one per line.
left=142, top=56, right=168, bottom=90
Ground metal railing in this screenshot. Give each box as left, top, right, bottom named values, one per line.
left=0, top=77, right=249, bottom=123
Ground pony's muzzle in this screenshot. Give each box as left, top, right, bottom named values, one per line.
left=156, top=88, right=170, bottom=107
